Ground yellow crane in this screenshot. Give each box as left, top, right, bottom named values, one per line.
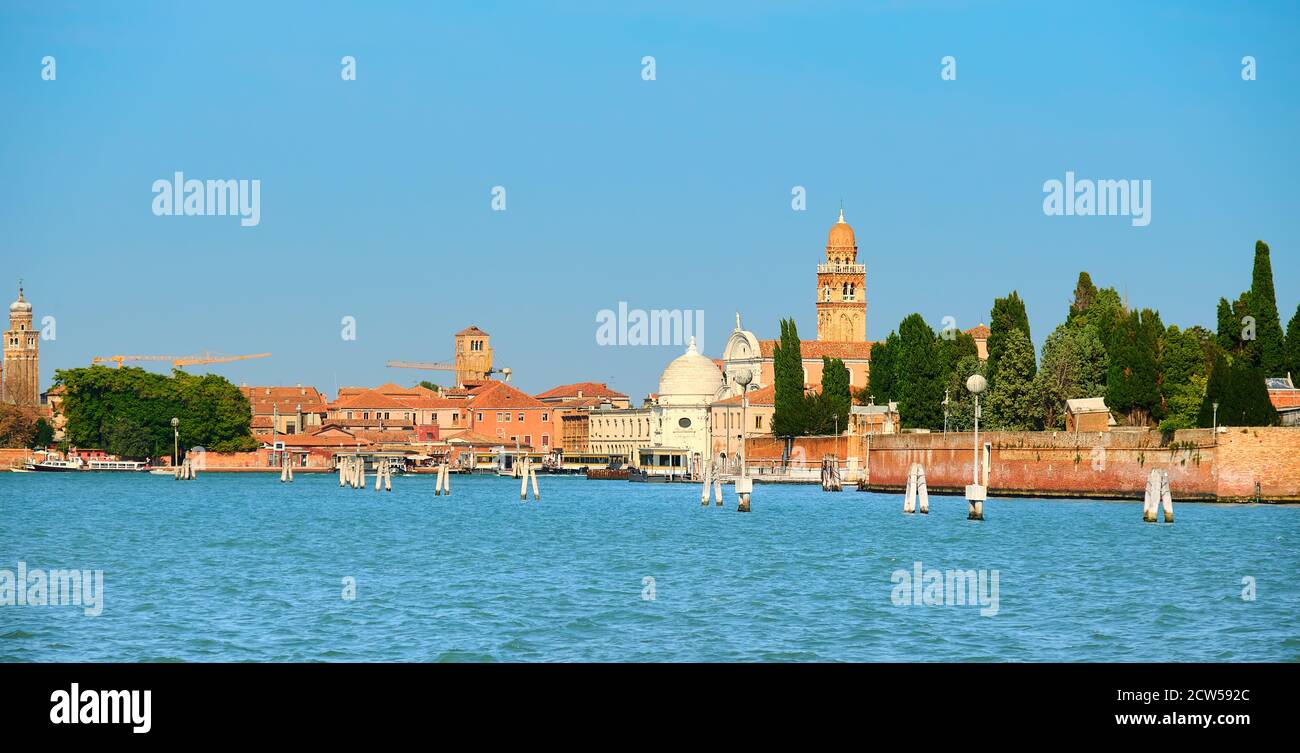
left=92, top=352, right=272, bottom=369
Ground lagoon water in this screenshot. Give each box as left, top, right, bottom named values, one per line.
left=1, top=472, right=1297, bottom=662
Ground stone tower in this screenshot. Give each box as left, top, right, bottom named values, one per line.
left=453, top=326, right=493, bottom=388
left=3, top=283, right=40, bottom=406
left=815, top=208, right=867, bottom=341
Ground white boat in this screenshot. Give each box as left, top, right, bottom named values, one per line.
left=26, top=458, right=84, bottom=472
left=86, top=459, right=148, bottom=472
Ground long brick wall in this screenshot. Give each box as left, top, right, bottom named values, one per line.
left=746, top=427, right=1300, bottom=502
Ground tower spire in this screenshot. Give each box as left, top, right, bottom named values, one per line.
left=837, top=200, right=845, bottom=224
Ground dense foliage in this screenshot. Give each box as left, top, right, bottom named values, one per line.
left=54, top=366, right=258, bottom=458
left=771, top=318, right=806, bottom=437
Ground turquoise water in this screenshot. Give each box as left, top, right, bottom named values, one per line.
left=1, top=472, right=1297, bottom=662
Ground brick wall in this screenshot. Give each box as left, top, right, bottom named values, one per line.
left=746, top=426, right=1300, bottom=502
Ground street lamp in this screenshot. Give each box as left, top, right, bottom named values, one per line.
left=735, top=369, right=753, bottom=512
left=171, top=417, right=179, bottom=467
left=1212, top=401, right=1220, bottom=438
left=965, top=375, right=988, bottom=521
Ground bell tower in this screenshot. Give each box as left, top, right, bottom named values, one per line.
left=3, top=282, right=40, bottom=406
left=815, top=208, right=867, bottom=341
left=453, top=326, right=494, bottom=387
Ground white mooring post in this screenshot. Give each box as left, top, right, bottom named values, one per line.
left=916, top=465, right=929, bottom=514
left=385, top=463, right=392, bottom=492
left=701, top=460, right=712, bottom=506
left=530, top=462, right=539, bottom=501
left=443, top=462, right=451, bottom=496
left=1161, top=471, right=1173, bottom=523
left=435, top=463, right=444, bottom=496
left=904, top=462, right=917, bottom=513
left=520, top=459, right=529, bottom=501
left=1143, top=468, right=1174, bottom=524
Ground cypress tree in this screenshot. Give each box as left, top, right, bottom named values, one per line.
left=1068, top=272, right=1098, bottom=322
left=1106, top=308, right=1164, bottom=425
left=820, top=356, right=851, bottom=422
left=988, top=291, right=1033, bottom=379
left=987, top=328, right=1039, bottom=430
left=866, top=332, right=899, bottom=403
left=1216, top=297, right=1237, bottom=354
left=1199, top=354, right=1278, bottom=427
left=895, top=314, right=945, bottom=430
left=1285, top=303, right=1300, bottom=380
left=1247, top=240, right=1286, bottom=375
left=771, top=318, right=806, bottom=437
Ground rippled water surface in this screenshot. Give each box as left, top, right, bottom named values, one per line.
left=1, top=472, right=1297, bottom=662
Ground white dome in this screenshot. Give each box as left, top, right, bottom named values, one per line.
left=10, top=289, right=31, bottom=313
left=657, top=338, right=723, bottom=407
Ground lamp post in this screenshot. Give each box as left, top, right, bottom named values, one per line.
left=735, top=369, right=753, bottom=512
left=965, top=375, right=988, bottom=521
left=171, top=417, right=179, bottom=468
left=1212, top=401, right=1220, bottom=440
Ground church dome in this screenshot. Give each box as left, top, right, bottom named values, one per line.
left=657, top=338, right=723, bottom=406
left=827, top=208, right=855, bottom=248
left=10, top=288, right=31, bottom=313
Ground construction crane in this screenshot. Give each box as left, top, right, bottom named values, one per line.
left=386, top=360, right=512, bottom=383
left=92, top=352, right=272, bottom=369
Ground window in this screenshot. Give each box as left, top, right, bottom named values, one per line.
left=541, top=413, right=549, bottom=422
left=755, top=415, right=763, bottom=429
left=477, top=412, right=484, bottom=421
left=523, top=435, right=531, bottom=446
left=518, top=413, right=525, bottom=422
left=542, top=434, right=549, bottom=447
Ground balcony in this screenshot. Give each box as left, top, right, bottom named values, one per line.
left=817, top=263, right=865, bottom=274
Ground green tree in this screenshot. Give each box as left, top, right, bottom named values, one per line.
left=1032, top=323, right=1107, bottom=429
left=894, top=314, right=946, bottom=430
left=864, top=332, right=899, bottom=404
left=1067, top=272, right=1098, bottom=322
left=31, top=418, right=54, bottom=448
left=417, top=380, right=442, bottom=393
left=53, top=365, right=257, bottom=458
left=987, top=328, right=1039, bottom=430
left=1106, top=309, right=1165, bottom=425
left=945, top=354, right=986, bottom=432
left=987, top=291, right=1034, bottom=381
left=1284, top=303, right=1300, bottom=379
left=804, top=357, right=851, bottom=436
left=1198, top=353, right=1278, bottom=427
left=771, top=318, right=807, bottom=437
left=0, top=404, right=41, bottom=448
left=1160, top=373, right=1207, bottom=432
left=1246, top=240, right=1286, bottom=374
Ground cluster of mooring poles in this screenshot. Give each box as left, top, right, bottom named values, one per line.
left=699, top=457, right=723, bottom=506
left=1143, top=468, right=1174, bottom=523
left=903, top=462, right=928, bottom=514
left=338, top=456, right=368, bottom=490
left=821, top=455, right=842, bottom=492
left=433, top=461, right=452, bottom=496
left=279, top=453, right=294, bottom=483
left=173, top=456, right=197, bottom=480
left=517, top=457, right=539, bottom=501
left=373, top=460, right=393, bottom=492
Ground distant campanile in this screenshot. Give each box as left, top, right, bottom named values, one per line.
left=816, top=208, right=867, bottom=342
left=3, top=283, right=40, bottom=406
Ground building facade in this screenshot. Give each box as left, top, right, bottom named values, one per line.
left=3, top=285, right=40, bottom=406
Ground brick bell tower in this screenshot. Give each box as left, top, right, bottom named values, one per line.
left=815, top=207, right=867, bottom=341
left=3, top=282, right=40, bottom=406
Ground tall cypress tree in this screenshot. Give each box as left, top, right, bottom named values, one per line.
left=1199, top=354, right=1278, bottom=427
left=1216, top=297, right=1238, bottom=354
left=895, top=313, right=945, bottom=430
left=866, top=332, right=899, bottom=403
left=987, top=328, right=1039, bottom=430
left=1106, top=308, right=1164, bottom=425
left=1068, top=272, right=1098, bottom=323
left=771, top=318, right=806, bottom=437
left=1247, top=240, right=1286, bottom=375
left=1285, top=303, right=1300, bottom=380
left=988, top=291, right=1035, bottom=381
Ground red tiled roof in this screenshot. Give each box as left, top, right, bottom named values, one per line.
left=757, top=340, right=874, bottom=360
left=534, top=382, right=628, bottom=400
left=1269, top=390, right=1300, bottom=410
left=456, top=326, right=489, bottom=337
left=241, top=385, right=329, bottom=415
left=713, top=383, right=776, bottom=406
left=466, top=381, right=550, bottom=409
left=332, top=389, right=415, bottom=410
left=966, top=324, right=991, bottom=339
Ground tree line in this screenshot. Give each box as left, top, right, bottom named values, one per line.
left=53, top=366, right=258, bottom=458
left=859, top=240, right=1294, bottom=432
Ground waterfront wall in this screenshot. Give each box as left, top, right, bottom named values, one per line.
left=745, top=426, right=1300, bottom=502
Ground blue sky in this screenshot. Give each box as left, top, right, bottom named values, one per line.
left=3, top=0, right=1298, bottom=400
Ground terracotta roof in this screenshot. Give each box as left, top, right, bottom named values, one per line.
left=1269, top=390, right=1300, bottom=410
left=241, top=386, right=329, bottom=415
left=713, top=383, right=776, bottom=407
left=965, top=324, right=991, bottom=339
left=466, top=381, right=550, bottom=409
left=757, top=340, right=874, bottom=360
left=352, top=430, right=416, bottom=444
left=332, top=389, right=415, bottom=410
left=456, top=326, right=489, bottom=337
left=446, top=431, right=503, bottom=445
left=534, top=382, right=628, bottom=400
